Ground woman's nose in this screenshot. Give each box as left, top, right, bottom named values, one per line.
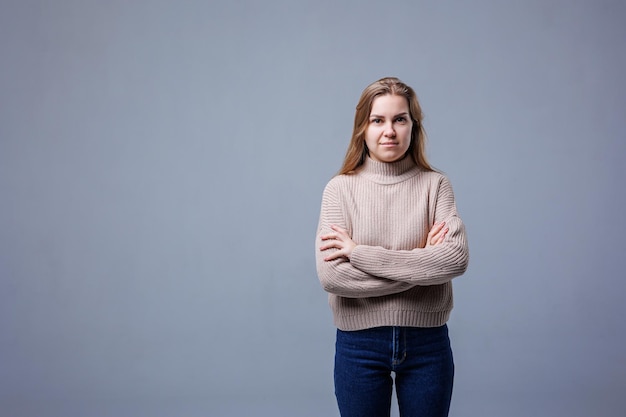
left=384, top=123, right=396, bottom=137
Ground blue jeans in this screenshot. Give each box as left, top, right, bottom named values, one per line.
left=334, top=325, right=454, bottom=417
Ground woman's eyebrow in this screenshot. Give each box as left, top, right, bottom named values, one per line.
left=369, top=112, right=409, bottom=118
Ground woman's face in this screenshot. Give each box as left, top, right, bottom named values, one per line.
left=364, top=94, right=413, bottom=163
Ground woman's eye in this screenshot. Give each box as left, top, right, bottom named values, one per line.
left=371, top=118, right=382, bottom=124
left=395, top=117, right=406, bottom=123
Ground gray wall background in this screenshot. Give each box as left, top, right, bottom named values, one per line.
left=1, top=1, right=625, bottom=416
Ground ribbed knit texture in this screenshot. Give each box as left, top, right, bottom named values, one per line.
left=315, top=156, right=469, bottom=331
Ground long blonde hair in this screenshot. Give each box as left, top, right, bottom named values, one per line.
left=338, top=77, right=433, bottom=175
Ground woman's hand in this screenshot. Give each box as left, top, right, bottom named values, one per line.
left=320, top=225, right=357, bottom=261
left=426, top=221, right=449, bottom=248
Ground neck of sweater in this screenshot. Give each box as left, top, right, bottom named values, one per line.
left=359, top=156, right=419, bottom=184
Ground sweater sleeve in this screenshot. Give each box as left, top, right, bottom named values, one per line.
left=349, top=176, right=469, bottom=285
left=315, top=180, right=416, bottom=298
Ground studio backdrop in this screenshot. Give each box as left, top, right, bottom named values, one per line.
left=1, top=1, right=624, bottom=416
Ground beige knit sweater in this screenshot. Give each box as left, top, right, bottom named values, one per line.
left=315, top=156, right=469, bottom=331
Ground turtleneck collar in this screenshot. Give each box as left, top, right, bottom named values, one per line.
left=358, top=156, right=420, bottom=184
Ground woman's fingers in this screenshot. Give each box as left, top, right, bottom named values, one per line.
left=323, top=249, right=345, bottom=262
left=319, top=238, right=341, bottom=251
left=426, top=222, right=448, bottom=247
left=321, top=237, right=349, bottom=261
left=320, top=225, right=356, bottom=260
left=435, top=228, right=448, bottom=244
left=321, top=225, right=348, bottom=243
left=329, top=224, right=349, bottom=237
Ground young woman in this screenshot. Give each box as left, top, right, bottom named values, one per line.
left=315, top=77, right=469, bottom=417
